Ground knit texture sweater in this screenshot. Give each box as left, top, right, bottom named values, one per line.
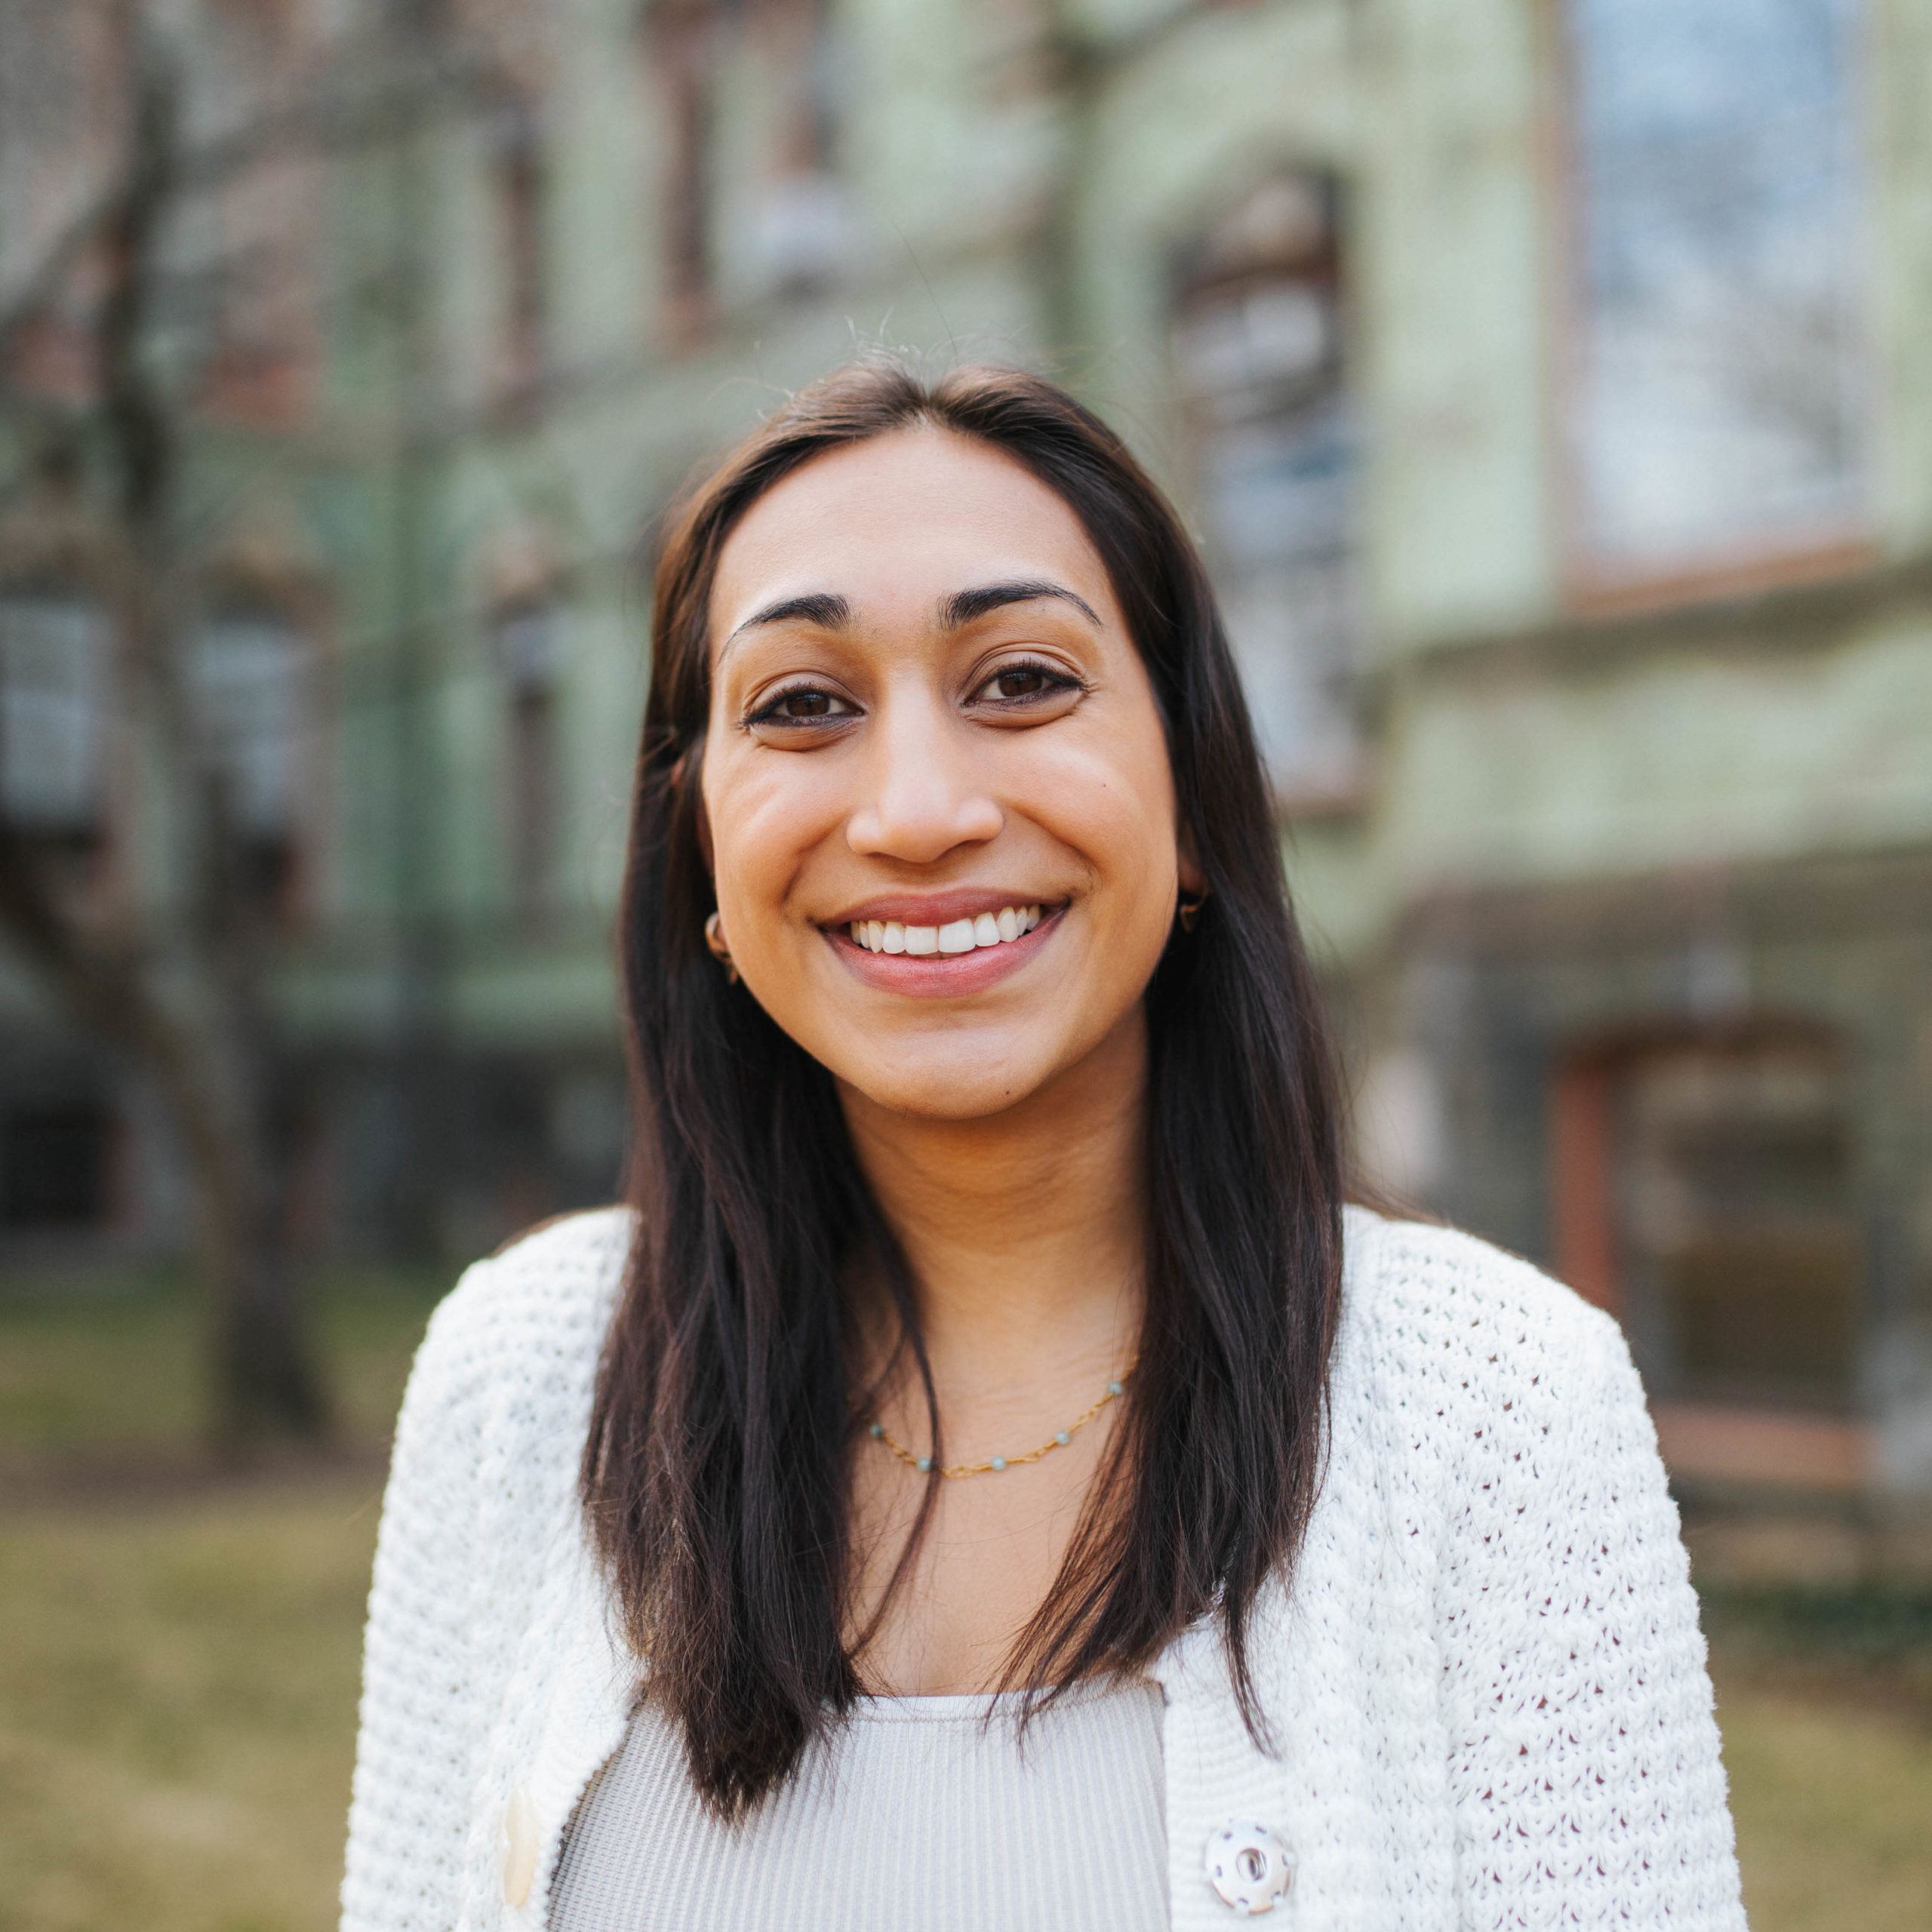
left=340, top=1205, right=1746, bottom=1932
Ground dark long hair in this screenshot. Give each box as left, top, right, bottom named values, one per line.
left=584, top=360, right=1345, bottom=1817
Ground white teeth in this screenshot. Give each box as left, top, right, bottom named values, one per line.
left=850, top=906, right=1048, bottom=953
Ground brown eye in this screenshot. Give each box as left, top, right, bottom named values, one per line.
left=744, top=684, right=854, bottom=731
left=970, top=661, right=1079, bottom=714
left=994, top=667, right=1048, bottom=699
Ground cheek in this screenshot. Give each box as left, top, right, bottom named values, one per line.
left=1033, top=731, right=1180, bottom=931
left=701, top=744, right=841, bottom=929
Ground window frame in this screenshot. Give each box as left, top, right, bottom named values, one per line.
left=1549, top=1017, right=1872, bottom=1494
left=1168, top=165, right=1370, bottom=819
left=188, top=595, right=330, bottom=932
left=1542, top=0, right=1880, bottom=617
left=491, top=595, right=570, bottom=934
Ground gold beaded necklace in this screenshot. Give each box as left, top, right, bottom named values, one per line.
left=860, top=1367, right=1133, bottom=1479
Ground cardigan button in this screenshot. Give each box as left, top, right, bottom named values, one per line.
left=1204, top=1820, right=1294, bottom=1914
left=502, top=1784, right=539, bottom=1909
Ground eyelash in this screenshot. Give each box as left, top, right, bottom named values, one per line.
left=743, top=681, right=851, bottom=728
left=742, top=659, right=1083, bottom=729
left=975, top=657, right=1084, bottom=705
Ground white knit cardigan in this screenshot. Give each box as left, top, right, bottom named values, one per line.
left=340, top=1205, right=1746, bottom=1932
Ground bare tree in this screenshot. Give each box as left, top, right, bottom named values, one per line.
left=0, top=2, right=485, bottom=1448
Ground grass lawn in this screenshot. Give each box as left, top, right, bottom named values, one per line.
left=2, top=1274, right=1929, bottom=1930
left=2, top=1480, right=383, bottom=1932
left=1719, top=1675, right=1932, bottom=1929
left=1, top=1264, right=438, bottom=1932
left=0, top=1263, right=447, bottom=1475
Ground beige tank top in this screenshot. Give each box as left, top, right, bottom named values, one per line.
left=548, top=1676, right=1167, bottom=1932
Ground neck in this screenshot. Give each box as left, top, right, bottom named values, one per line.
left=839, top=1008, right=1149, bottom=1388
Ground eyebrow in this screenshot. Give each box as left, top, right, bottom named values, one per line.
left=724, top=592, right=852, bottom=650
left=720, top=578, right=1101, bottom=656
left=940, top=580, right=1102, bottom=630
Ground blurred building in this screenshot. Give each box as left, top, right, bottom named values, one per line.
left=2, top=0, right=1929, bottom=1509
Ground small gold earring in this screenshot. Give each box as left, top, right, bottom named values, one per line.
left=704, top=909, right=739, bottom=984
left=1177, top=893, right=1208, bottom=934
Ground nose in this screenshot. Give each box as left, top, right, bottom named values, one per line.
left=844, top=689, right=1002, bottom=863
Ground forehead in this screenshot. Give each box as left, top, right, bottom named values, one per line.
left=708, top=426, right=1116, bottom=641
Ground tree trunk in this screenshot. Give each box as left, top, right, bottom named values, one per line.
left=201, top=1130, right=331, bottom=1451
left=159, top=1001, right=331, bottom=1451
left=0, top=828, right=329, bottom=1447
left=0, top=9, right=331, bottom=1454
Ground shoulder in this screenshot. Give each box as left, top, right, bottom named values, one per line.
left=1341, top=1204, right=1623, bottom=1367
left=404, top=1206, right=635, bottom=1425
left=1336, top=1204, right=1640, bottom=1459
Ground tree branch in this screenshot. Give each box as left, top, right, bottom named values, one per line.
left=0, top=37, right=493, bottom=367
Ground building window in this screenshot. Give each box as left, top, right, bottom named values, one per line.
left=189, top=612, right=312, bottom=909
left=1554, top=1029, right=1860, bottom=1420
left=648, top=0, right=719, bottom=338
left=0, top=592, right=111, bottom=840
left=494, top=600, right=566, bottom=928
left=1563, top=0, right=1869, bottom=584
left=0, top=7, right=109, bottom=404
left=487, top=93, right=547, bottom=408
left=2, top=1100, right=112, bottom=1231
left=645, top=0, right=850, bottom=326
left=745, top=0, right=851, bottom=297
left=191, top=6, right=320, bottom=428
left=198, top=153, right=320, bottom=427
left=1172, top=172, right=1362, bottom=804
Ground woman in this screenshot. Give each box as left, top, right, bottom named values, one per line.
left=341, top=363, right=1743, bottom=1931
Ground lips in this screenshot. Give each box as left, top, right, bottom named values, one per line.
left=821, top=897, right=1062, bottom=996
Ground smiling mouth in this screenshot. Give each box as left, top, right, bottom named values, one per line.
left=844, top=903, right=1043, bottom=956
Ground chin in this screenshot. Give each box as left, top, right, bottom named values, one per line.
left=829, top=1046, right=1062, bottom=1122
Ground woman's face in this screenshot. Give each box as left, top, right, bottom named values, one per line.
left=701, top=426, right=1192, bottom=1121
